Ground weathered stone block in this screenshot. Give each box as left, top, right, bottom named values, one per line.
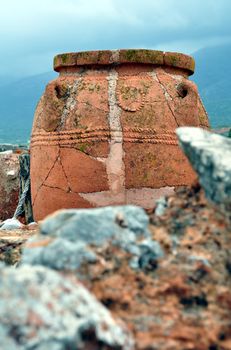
left=177, top=127, right=231, bottom=206
left=22, top=206, right=163, bottom=273
left=0, top=153, right=19, bottom=220
left=0, top=264, right=134, bottom=349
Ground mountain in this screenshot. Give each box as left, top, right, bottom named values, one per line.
left=0, top=72, right=57, bottom=144
left=192, top=44, right=231, bottom=127
left=0, top=45, right=231, bottom=144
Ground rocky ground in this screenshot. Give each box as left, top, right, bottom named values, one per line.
left=0, top=227, right=37, bottom=265
left=1, top=182, right=231, bottom=349
left=116, top=184, right=231, bottom=350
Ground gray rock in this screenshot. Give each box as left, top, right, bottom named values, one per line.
left=0, top=264, right=134, bottom=350
left=176, top=127, right=231, bottom=205
left=40, top=205, right=150, bottom=242
left=22, top=206, right=163, bottom=272
left=24, top=237, right=97, bottom=271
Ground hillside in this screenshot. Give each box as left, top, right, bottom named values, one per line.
left=192, top=44, right=231, bottom=127
left=0, top=72, right=57, bottom=144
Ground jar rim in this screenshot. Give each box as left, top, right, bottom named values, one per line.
left=53, top=49, right=195, bottom=75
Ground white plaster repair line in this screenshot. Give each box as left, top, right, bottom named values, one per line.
left=150, top=70, right=179, bottom=127
left=61, top=72, right=83, bottom=77
left=168, top=73, right=183, bottom=82
left=106, top=69, right=126, bottom=198
left=78, top=69, right=126, bottom=206
left=149, top=71, right=173, bottom=101
left=59, top=78, right=82, bottom=129
left=88, top=156, right=107, bottom=164
left=78, top=187, right=175, bottom=208
left=110, top=49, right=120, bottom=63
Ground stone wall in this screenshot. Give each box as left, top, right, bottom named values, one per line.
left=0, top=152, right=20, bottom=220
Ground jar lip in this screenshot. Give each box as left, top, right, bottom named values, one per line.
left=53, top=49, right=195, bottom=75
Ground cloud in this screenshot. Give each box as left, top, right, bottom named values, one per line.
left=1, top=0, right=231, bottom=76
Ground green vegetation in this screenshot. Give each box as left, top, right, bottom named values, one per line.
left=78, top=143, right=87, bottom=152
left=60, top=54, right=69, bottom=64
left=124, top=49, right=138, bottom=61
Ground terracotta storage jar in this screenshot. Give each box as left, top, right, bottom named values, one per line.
left=30, top=49, right=209, bottom=220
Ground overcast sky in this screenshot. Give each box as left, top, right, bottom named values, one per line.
left=1, top=0, right=231, bottom=77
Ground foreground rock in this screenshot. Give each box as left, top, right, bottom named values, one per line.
left=20, top=192, right=231, bottom=350
left=177, top=127, right=231, bottom=206
left=22, top=206, right=163, bottom=273
left=0, top=264, right=134, bottom=350
left=0, top=152, right=20, bottom=220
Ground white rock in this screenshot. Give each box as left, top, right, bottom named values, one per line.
left=0, top=218, right=24, bottom=230
left=0, top=150, right=13, bottom=155
left=6, top=169, right=16, bottom=178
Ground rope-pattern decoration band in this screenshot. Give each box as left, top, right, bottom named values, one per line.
left=30, top=127, right=179, bottom=147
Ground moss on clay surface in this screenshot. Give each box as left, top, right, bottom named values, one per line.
left=166, top=54, right=179, bottom=66
left=119, top=49, right=164, bottom=65
left=123, top=49, right=137, bottom=61
left=122, top=105, right=164, bottom=128
left=53, top=50, right=194, bottom=74
left=120, top=86, right=142, bottom=100
left=60, top=53, right=69, bottom=64
left=88, top=83, right=101, bottom=93
left=199, top=112, right=208, bottom=125
left=164, top=52, right=195, bottom=74
left=78, top=143, right=88, bottom=153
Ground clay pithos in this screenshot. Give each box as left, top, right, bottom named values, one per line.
left=30, top=49, right=210, bottom=220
